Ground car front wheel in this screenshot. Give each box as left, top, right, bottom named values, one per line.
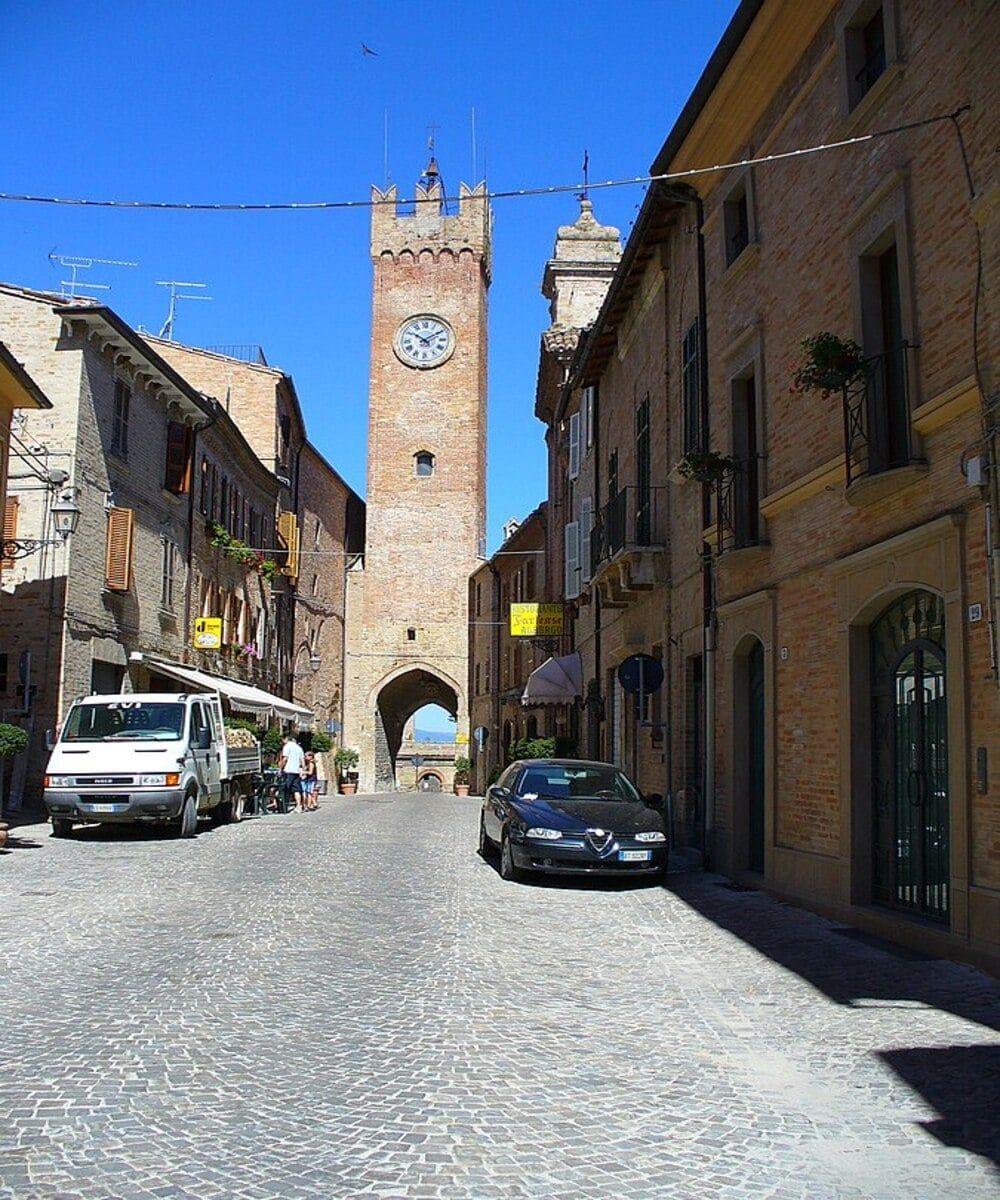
left=499, top=832, right=522, bottom=882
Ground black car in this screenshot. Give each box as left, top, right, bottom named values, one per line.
left=479, top=759, right=668, bottom=882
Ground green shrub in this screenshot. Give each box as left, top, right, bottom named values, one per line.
left=453, top=756, right=472, bottom=785
left=260, top=727, right=284, bottom=759
left=0, top=723, right=29, bottom=758
left=306, top=731, right=333, bottom=754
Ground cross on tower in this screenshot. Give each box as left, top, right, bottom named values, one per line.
left=426, top=122, right=440, bottom=153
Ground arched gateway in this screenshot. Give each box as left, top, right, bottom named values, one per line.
left=341, top=159, right=491, bottom=792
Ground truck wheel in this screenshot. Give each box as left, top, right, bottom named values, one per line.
left=51, top=818, right=75, bottom=839
left=177, top=792, right=198, bottom=838
left=231, top=784, right=244, bottom=823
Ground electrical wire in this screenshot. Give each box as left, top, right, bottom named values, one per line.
left=0, top=109, right=968, bottom=214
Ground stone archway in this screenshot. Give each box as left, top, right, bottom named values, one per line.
left=373, top=668, right=458, bottom=792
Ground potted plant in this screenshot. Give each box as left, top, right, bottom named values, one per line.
left=676, top=449, right=736, bottom=484
left=791, top=332, right=870, bottom=395
left=334, top=747, right=359, bottom=794
left=0, top=722, right=29, bottom=847
left=453, top=756, right=472, bottom=797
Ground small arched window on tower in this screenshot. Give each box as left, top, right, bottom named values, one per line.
left=415, top=451, right=435, bottom=478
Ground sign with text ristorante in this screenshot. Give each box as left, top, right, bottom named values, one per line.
left=510, top=603, right=564, bottom=638
left=193, top=617, right=223, bottom=650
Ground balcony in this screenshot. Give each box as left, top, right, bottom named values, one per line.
left=716, top=457, right=768, bottom=562
left=589, top=486, right=667, bottom=608
left=843, top=343, right=927, bottom=505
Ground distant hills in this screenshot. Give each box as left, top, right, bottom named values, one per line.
left=414, top=727, right=456, bottom=744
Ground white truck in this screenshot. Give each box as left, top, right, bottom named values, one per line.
left=43, top=691, right=262, bottom=837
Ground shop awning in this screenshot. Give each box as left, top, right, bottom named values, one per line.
left=521, top=652, right=583, bottom=707
left=147, top=660, right=314, bottom=723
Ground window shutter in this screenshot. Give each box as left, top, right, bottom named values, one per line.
left=105, top=506, right=134, bottom=592
left=564, top=520, right=580, bottom=600
left=277, top=510, right=300, bottom=579
left=164, top=422, right=192, bottom=495
left=2, top=497, right=19, bottom=570
left=583, top=387, right=595, bottom=450
left=579, top=497, right=593, bottom=584
left=568, top=411, right=581, bottom=480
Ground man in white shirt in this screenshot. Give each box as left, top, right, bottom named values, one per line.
left=278, top=735, right=306, bottom=813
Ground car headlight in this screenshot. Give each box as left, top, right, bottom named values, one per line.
left=45, top=775, right=71, bottom=788
left=635, top=830, right=666, bottom=843
left=526, top=827, right=563, bottom=840
left=140, top=774, right=180, bottom=787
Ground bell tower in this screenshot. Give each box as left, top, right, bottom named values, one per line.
left=343, top=162, right=491, bottom=791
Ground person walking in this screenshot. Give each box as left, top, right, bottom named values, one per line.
left=301, top=751, right=318, bottom=811
left=278, top=734, right=305, bottom=813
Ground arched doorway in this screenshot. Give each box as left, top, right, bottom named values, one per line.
left=373, top=668, right=458, bottom=792
left=418, top=772, right=443, bottom=793
left=870, top=590, right=949, bottom=922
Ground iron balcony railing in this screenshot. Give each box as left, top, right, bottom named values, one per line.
left=843, top=342, right=918, bottom=487
left=716, top=456, right=763, bottom=555
left=590, top=486, right=666, bottom=575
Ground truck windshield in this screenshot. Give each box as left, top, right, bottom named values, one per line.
left=62, top=701, right=186, bottom=742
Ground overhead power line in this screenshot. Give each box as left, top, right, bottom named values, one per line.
left=0, top=109, right=968, bottom=214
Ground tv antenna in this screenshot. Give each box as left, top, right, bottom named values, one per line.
left=155, top=280, right=212, bottom=341
left=48, top=253, right=138, bottom=300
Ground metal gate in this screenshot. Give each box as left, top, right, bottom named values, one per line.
left=871, top=591, right=949, bottom=922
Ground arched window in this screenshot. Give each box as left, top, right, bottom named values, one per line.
left=415, top=451, right=435, bottom=477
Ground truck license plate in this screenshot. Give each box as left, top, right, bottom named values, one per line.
left=619, top=849, right=651, bottom=862
left=91, top=803, right=124, bottom=813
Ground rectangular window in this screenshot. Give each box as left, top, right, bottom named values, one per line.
left=635, top=395, right=650, bottom=543
left=208, top=463, right=218, bottom=520
left=847, top=3, right=887, bottom=107
left=723, top=181, right=752, bottom=266
left=583, top=386, right=596, bottom=450
left=860, top=238, right=910, bottom=472
left=111, top=380, right=130, bottom=457
left=164, top=421, right=193, bottom=495
left=579, top=496, right=593, bottom=584
left=220, top=477, right=229, bottom=531
left=731, top=370, right=760, bottom=548
left=564, top=520, right=580, bottom=600
left=105, top=506, right=134, bottom=592
left=607, top=449, right=618, bottom=501
left=160, top=539, right=178, bottom=610
left=199, top=455, right=209, bottom=515
left=682, top=321, right=701, bottom=453
left=568, top=411, right=581, bottom=480
left=314, top=517, right=321, bottom=548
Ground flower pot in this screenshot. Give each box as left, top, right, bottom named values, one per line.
left=339, top=782, right=357, bottom=795
left=454, top=784, right=470, bottom=797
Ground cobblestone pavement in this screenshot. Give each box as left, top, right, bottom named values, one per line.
left=0, top=796, right=998, bottom=1200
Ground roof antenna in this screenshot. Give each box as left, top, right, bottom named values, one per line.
left=48, top=252, right=137, bottom=300
left=155, top=280, right=212, bottom=341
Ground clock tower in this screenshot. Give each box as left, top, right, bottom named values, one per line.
left=343, top=163, right=491, bottom=791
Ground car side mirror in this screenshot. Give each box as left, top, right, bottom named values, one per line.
left=197, top=727, right=212, bottom=751
left=45, top=728, right=56, bottom=750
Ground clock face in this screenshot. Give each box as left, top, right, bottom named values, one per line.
left=394, top=315, right=455, bottom=369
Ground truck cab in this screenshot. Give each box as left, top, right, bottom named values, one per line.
left=43, top=691, right=255, bottom=838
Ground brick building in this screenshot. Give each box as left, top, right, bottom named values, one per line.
left=531, top=0, right=998, bottom=970
left=468, top=505, right=548, bottom=793
left=0, top=286, right=301, bottom=806
left=343, top=167, right=490, bottom=791
left=150, top=340, right=365, bottom=737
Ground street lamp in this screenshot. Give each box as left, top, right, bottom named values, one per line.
left=309, top=651, right=322, bottom=673
left=2, top=489, right=82, bottom=560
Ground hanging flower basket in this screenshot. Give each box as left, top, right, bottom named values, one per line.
left=207, top=521, right=281, bottom=580
left=791, top=333, right=870, bottom=395
left=676, top=450, right=736, bottom=484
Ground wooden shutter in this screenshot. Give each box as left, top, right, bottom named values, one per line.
left=568, top=411, right=581, bottom=480
left=2, top=497, right=19, bottom=570
left=277, top=510, right=300, bottom=579
left=564, top=520, right=580, bottom=600
left=579, top=496, right=593, bottom=584
left=105, top=506, right=134, bottom=592
left=164, top=422, right=193, bottom=495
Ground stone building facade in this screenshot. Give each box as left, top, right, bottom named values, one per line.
left=343, top=171, right=490, bottom=792
left=531, top=0, right=999, bottom=970
left=0, top=287, right=286, bottom=805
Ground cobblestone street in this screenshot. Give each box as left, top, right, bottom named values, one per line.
left=1, top=795, right=997, bottom=1200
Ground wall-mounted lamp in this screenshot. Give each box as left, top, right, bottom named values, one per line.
left=2, top=488, right=82, bottom=560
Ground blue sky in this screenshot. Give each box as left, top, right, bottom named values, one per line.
left=2, top=0, right=738, bottom=543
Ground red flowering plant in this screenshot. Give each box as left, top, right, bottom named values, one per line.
left=791, top=333, right=870, bottom=396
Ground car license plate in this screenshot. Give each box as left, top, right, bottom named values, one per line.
left=91, top=803, right=123, bottom=813
left=619, top=849, right=652, bottom=862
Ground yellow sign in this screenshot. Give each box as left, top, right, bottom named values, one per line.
left=455, top=733, right=469, bottom=745
left=510, top=603, right=564, bottom=638
left=193, top=617, right=223, bottom=650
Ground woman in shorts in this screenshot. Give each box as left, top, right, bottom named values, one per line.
left=301, top=751, right=318, bottom=811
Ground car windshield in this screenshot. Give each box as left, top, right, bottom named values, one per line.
left=517, top=764, right=641, bottom=802
left=62, top=701, right=186, bottom=743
